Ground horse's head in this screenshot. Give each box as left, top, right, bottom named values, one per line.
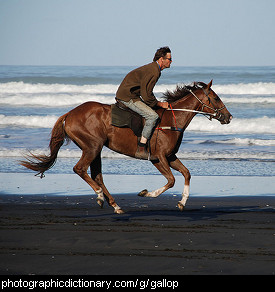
left=199, top=80, right=232, bottom=124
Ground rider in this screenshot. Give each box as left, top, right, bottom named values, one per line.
left=116, top=46, right=172, bottom=160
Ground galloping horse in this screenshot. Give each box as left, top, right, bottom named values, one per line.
left=21, top=80, right=232, bottom=214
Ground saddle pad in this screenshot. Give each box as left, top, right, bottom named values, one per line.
left=111, top=104, right=142, bottom=137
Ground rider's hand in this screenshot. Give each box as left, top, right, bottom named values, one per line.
left=157, top=101, right=169, bottom=109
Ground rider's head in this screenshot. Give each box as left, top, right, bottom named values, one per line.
left=153, top=46, right=172, bottom=70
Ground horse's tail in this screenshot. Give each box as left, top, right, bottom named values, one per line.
left=20, top=113, right=70, bottom=178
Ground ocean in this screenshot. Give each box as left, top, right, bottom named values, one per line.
left=0, top=65, right=274, bottom=177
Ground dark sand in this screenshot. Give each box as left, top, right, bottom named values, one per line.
left=0, top=194, right=274, bottom=275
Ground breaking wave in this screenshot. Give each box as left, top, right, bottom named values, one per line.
left=0, top=114, right=58, bottom=128
left=2, top=114, right=274, bottom=135
left=207, top=138, right=275, bottom=147
left=188, top=116, right=275, bottom=134
left=1, top=147, right=274, bottom=162
left=212, top=82, right=275, bottom=95
left=0, top=81, right=274, bottom=107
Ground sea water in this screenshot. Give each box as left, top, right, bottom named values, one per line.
left=0, top=65, right=274, bottom=177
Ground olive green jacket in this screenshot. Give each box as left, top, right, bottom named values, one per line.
left=116, top=62, right=161, bottom=107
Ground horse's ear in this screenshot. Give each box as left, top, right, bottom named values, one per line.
left=206, top=80, right=213, bottom=92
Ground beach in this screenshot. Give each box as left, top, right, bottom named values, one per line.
left=1, top=173, right=274, bottom=275
left=0, top=65, right=274, bottom=275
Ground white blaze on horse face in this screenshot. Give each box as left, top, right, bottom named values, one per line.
left=147, top=186, right=166, bottom=198
left=179, top=185, right=190, bottom=206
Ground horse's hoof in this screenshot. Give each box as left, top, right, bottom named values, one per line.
left=138, top=189, right=148, bottom=197
left=96, top=198, right=104, bottom=208
left=177, top=202, right=185, bottom=211
left=115, top=208, right=125, bottom=214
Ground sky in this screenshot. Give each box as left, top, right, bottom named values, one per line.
left=0, top=0, right=274, bottom=66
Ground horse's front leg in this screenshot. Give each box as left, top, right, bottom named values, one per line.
left=168, top=155, right=191, bottom=211
left=138, top=156, right=175, bottom=198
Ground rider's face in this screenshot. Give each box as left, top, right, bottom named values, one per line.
left=161, top=53, right=172, bottom=69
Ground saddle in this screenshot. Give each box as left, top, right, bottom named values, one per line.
left=111, top=99, right=143, bottom=137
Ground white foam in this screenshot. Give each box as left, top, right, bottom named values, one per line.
left=0, top=114, right=58, bottom=128
left=0, top=147, right=123, bottom=159
left=190, top=138, right=275, bottom=147
left=215, top=138, right=275, bottom=147
left=1, top=147, right=274, bottom=161
left=1, top=82, right=274, bottom=108
left=212, top=82, right=275, bottom=95
left=188, top=116, right=275, bottom=134
left=0, top=82, right=117, bottom=107
left=0, top=94, right=114, bottom=107
left=222, top=96, right=275, bottom=104
left=0, top=82, right=119, bottom=94
left=1, top=114, right=275, bottom=135
left=176, top=150, right=275, bottom=161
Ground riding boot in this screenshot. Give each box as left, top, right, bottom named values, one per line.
left=135, top=141, right=158, bottom=161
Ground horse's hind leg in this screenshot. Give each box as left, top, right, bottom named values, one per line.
left=90, top=153, right=105, bottom=208
left=73, top=149, right=123, bottom=214
left=168, top=155, right=191, bottom=211
left=90, top=153, right=123, bottom=213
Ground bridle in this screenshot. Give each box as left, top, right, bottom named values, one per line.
left=157, top=87, right=226, bottom=133
left=167, top=87, right=226, bottom=121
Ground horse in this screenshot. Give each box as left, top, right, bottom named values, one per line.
left=20, top=80, right=232, bottom=214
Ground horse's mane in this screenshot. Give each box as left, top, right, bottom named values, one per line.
left=162, top=82, right=207, bottom=103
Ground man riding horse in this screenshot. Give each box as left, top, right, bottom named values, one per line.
left=20, top=46, right=232, bottom=214
left=116, top=46, right=172, bottom=160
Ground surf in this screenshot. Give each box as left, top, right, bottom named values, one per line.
left=1, top=81, right=275, bottom=108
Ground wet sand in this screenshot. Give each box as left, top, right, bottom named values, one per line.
left=1, top=193, right=274, bottom=275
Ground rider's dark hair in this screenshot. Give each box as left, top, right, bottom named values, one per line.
left=153, top=46, right=171, bottom=62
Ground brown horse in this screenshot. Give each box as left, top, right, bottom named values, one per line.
left=21, top=80, right=232, bottom=213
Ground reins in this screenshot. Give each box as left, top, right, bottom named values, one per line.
left=168, top=88, right=225, bottom=120
left=188, top=88, right=225, bottom=119
left=157, top=87, right=226, bottom=133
